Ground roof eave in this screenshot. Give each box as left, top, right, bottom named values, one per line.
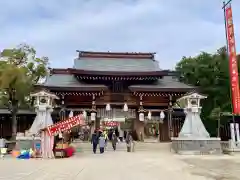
left=35, top=85, right=108, bottom=92
left=68, top=68, right=176, bottom=76
left=129, top=87, right=196, bottom=92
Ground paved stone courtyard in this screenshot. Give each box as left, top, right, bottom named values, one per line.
left=1, top=150, right=240, bottom=180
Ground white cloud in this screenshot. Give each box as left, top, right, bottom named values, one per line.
left=0, top=0, right=239, bottom=69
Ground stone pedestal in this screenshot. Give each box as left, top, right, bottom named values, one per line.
left=171, top=137, right=222, bottom=155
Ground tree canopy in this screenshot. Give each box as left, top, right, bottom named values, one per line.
left=0, top=44, right=49, bottom=138
left=175, top=47, right=239, bottom=135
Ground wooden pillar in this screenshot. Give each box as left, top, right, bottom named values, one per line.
left=168, top=95, right=173, bottom=140
left=91, top=94, right=99, bottom=129
left=134, top=95, right=145, bottom=141
left=0, top=116, right=3, bottom=137
left=58, top=94, right=66, bottom=120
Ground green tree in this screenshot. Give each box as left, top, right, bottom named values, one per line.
left=0, top=44, right=49, bottom=139
left=175, top=47, right=238, bottom=135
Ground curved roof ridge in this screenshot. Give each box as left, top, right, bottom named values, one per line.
left=73, top=57, right=161, bottom=72
left=76, top=50, right=156, bottom=59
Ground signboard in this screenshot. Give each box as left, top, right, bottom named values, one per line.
left=225, top=6, right=240, bottom=114
left=47, top=114, right=85, bottom=136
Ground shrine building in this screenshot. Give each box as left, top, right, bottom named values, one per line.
left=38, top=51, right=194, bottom=141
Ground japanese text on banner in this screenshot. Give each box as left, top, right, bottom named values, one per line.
left=226, top=6, right=240, bottom=114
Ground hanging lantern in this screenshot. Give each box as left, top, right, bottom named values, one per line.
left=160, top=111, right=165, bottom=119
left=160, top=111, right=165, bottom=124
left=123, top=103, right=128, bottom=112
left=91, top=112, right=96, bottom=121
left=69, top=110, right=73, bottom=118
left=148, top=111, right=151, bottom=120
left=83, top=110, right=87, bottom=118
left=106, top=103, right=111, bottom=111
left=139, top=112, right=144, bottom=121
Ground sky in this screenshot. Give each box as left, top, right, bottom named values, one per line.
left=0, top=0, right=239, bottom=70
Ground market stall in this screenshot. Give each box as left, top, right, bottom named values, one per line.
left=47, top=114, right=85, bottom=158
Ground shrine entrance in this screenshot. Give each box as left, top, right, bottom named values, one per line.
left=145, top=123, right=159, bottom=139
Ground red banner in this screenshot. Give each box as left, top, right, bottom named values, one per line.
left=225, top=6, right=240, bottom=114
left=47, top=114, right=85, bottom=136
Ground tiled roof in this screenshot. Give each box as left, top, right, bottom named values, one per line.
left=0, top=109, right=35, bottom=115
left=129, top=76, right=194, bottom=92
left=42, top=74, right=107, bottom=91
left=73, top=57, right=161, bottom=72
left=42, top=74, right=193, bottom=92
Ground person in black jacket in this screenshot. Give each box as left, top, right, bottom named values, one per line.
left=91, top=130, right=99, bottom=154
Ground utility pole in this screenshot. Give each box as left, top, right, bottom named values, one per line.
left=222, top=0, right=232, bottom=9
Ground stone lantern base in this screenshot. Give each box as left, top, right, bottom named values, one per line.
left=171, top=137, right=222, bottom=155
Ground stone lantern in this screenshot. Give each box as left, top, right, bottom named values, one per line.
left=29, top=90, right=59, bottom=134
left=29, top=90, right=59, bottom=159
left=31, top=90, right=59, bottom=110
left=171, top=92, right=221, bottom=155
left=185, top=92, right=205, bottom=112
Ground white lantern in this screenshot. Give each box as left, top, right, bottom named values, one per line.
left=91, top=112, right=96, bottom=121
left=160, top=111, right=165, bottom=123
left=69, top=110, right=73, bottom=118
left=123, top=103, right=128, bottom=112
left=148, top=111, right=151, bottom=120
left=106, top=104, right=111, bottom=111
left=139, top=112, right=144, bottom=122
left=160, top=111, right=165, bottom=119
left=83, top=110, right=87, bottom=118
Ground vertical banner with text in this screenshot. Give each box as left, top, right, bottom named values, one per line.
left=225, top=5, right=240, bottom=114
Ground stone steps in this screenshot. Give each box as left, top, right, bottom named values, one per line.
left=72, top=141, right=171, bottom=153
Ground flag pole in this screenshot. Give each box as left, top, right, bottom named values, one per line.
left=223, top=0, right=238, bottom=143
left=223, top=1, right=235, bottom=124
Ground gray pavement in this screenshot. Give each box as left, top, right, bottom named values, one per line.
left=1, top=150, right=240, bottom=180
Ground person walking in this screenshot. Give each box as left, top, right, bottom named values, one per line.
left=91, top=130, right=98, bottom=154
left=124, top=131, right=127, bottom=141
left=119, top=129, right=124, bottom=142
left=99, top=134, right=105, bottom=154
left=103, top=130, right=108, bottom=150
left=126, top=132, right=133, bottom=152
left=112, top=133, right=118, bottom=151
left=0, top=137, right=6, bottom=158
